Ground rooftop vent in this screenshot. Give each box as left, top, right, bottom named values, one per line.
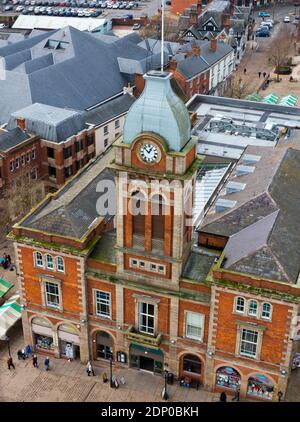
left=236, top=165, right=255, bottom=177
left=225, top=181, right=246, bottom=194
left=215, top=198, right=237, bottom=213
left=241, top=154, right=261, bottom=165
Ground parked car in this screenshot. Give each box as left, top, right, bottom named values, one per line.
left=4, top=5, right=13, bottom=10
left=259, top=25, right=270, bottom=31
left=0, top=23, right=7, bottom=29
left=133, top=23, right=141, bottom=30
left=258, top=11, right=270, bottom=17
left=256, top=29, right=270, bottom=37
left=284, top=16, right=291, bottom=23
left=16, top=5, right=25, bottom=11
left=262, top=21, right=273, bottom=28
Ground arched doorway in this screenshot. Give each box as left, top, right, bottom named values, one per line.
left=129, top=344, right=164, bottom=374
left=31, top=317, right=54, bottom=352
left=215, top=367, right=241, bottom=391
left=247, top=375, right=274, bottom=400
left=95, top=331, right=113, bottom=360
left=180, top=354, right=202, bottom=384
left=58, top=324, right=80, bottom=360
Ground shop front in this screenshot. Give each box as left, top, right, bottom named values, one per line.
left=31, top=317, right=54, bottom=353
left=95, top=331, right=114, bottom=360
left=215, top=367, right=241, bottom=391
left=129, top=344, right=164, bottom=374
left=247, top=375, right=274, bottom=400
left=179, top=354, right=203, bottom=386
left=58, top=324, right=80, bottom=360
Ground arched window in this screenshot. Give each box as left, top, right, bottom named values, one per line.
left=56, top=256, right=64, bottom=273
left=235, top=297, right=245, bottom=314
left=261, top=303, right=271, bottom=320
left=45, top=254, right=54, bottom=270
left=248, top=300, right=258, bottom=316
left=34, top=252, right=43, bottom=268
left=182, top=354, right=201, bottom=375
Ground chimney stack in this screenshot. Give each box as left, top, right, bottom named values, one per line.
left=16, top=117, right=25, bottom=130
left=169, top=57, right=177, bottom=71
left=189, top=10, right=198, bottom=26
left=192, top=45, right=201, bottom=56
left=210, top=38, right=217, bottom=53
left=196, top=1, right=202, bottom=16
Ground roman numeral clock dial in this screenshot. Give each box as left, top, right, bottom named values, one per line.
left=139, top=143, right=159, bottom=163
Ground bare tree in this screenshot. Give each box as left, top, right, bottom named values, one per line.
left=140, top=14, right=181, bottom=42
left=224, top=77, right=250, bottom=99
left=268, top=26, right=293, bottom=81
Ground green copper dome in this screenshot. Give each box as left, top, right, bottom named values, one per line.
left=123, top=71, right=191, bottom=151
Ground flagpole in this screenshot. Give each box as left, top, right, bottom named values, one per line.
left=161, top=0, right=164, bottom=72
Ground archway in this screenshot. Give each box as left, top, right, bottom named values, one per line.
left=31, top=317, right=54, bottom=352
left=180, top=354, right=203, bottom=385
left=57, top=323, right=80, bottom=360
left=95, top=331, right=114, bottom=360
left=215, top=366, right=241, bottom=391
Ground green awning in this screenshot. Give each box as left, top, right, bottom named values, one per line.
left=0, top=294, right=22, bottom=338
left=0, top=278, right=13, bottom=299
left=245, top=93, right=262, bottom=102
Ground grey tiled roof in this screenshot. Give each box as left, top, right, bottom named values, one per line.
left=85, top=94, right=135, bottom=127
left=0, top=127, right=31, bottom=151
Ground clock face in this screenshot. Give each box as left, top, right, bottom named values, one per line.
left=139, top=143, right=159, bottom=163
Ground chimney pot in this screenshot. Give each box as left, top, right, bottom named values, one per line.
left=16, top=118, right=25, bottom=130
left=210, top=38, right=217, bottom=53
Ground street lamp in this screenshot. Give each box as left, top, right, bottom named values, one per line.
left=162, top=366, right=169, bottom=400
left=110, top=356, right=114, bottom=388
left=1, top=335, right=11, bottom=357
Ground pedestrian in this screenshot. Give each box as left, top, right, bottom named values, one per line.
left=102, top=372, right=108, bottom=383
left=21, top=348, right=26, bottom=360
left=25, top=344, right=32, bottom=357
left=44, top=356, right=50, bottom=371
left=258, top=71, right=261, bottom=78
left=7, top=356, right=15, bottom=370
left=120, top=375, right=126, bottom=385
left=32, top=354, right=38, bottom=368
left=219, top=391, right=227, bottom=402
left=263, top=72, right=266, bottom=79
left=244, top=68, right=247, bottom=74
left=17, top=349, right=23, bottom=360
left=114, top=378, right=119, bottom=389
left=7, top=254, right=11, bottom=265
left=232, top=390, right=240, bottom=401
left=86, top=361, right=95, bottom=376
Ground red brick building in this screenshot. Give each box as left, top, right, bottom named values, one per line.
left=10, top=72, right=300, bottom=401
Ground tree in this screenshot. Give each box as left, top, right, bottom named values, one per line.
left=223, top=77, right=250, bottom=99
left=140, top=14, right=181, bottom=43
left=268, top=26, right=293, bottom=81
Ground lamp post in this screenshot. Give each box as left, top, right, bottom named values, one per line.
left=110, top=356, right=113, bottom=388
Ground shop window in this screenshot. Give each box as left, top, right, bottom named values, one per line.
left=45, top=281, right=60, bottom=308
left=216, top=367, right=241, bottom=390
left=248, top=300, right=258, bottom=316
left=183, top=354, right=201, bottom=375
left=261, top=303, right=271, bottom=320
left=240, top=329, right=258, bottom=358
left=35, top=334, right=54, bottom=351
left=185, top=312, right=204, bottom=341
left=95, top=290, right=111, bottom=318
left=34, top=251, right=43, bottom=268
left=96, top=331, right=113, bottom=360
left=247, top=375, right=274, bottom=400
left=139, top=302, right=155, bottom=335
left=235, top=297, right=245, bottom=314
left=56, top=256, right=65, bottom=273
left=45, top=254, right=54, bottom=270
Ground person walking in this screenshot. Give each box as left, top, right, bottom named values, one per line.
left=44, top=356, right=50, bottom=371
left=258, top=71, right=261, bottom=78
left=86, top=361, right=95, bottom=376
left=32, top=354, right=38, bottom=368
left=7, top=356, right=15, bottom=370
left=263, top=72, right=266, bottom=79
left=244, top=68, right=247, bottom=74
left=17, top=349, right=23, bottom=360
left=25, top=344, right=32, bottom=358
left=220, top=391, right=227, bottom=402
left=232, top=390, right=240, bottom=401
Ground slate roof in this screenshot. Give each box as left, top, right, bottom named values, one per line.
left=0, top=127, right=31, bottom=152
left=200, top=147, right=300, bottom=283
left=85, top=94, right=135, bottom=127
left=7, top=103, right=86, bottom=143
left=21, top=159, right=115, bottom=239
left=0, top=26, right=161, bottom=124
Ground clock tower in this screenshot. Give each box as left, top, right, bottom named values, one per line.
left=111, top=70, right=200, bottom=291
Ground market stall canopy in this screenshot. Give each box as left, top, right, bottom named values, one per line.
left=279, top=94, right=298, bottom=107
left=0, top=277, right=14, bottom=299
left=0, top=295, right=21, bottom=338
left=262, top=93, right=280, bottom=104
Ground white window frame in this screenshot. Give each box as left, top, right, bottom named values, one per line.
left=15, top=157, right=20, bottom=169
left=10, top=160, right=14, bottom=172
left=45, top=254, right=54, bottom=270
left=31, top=149, right=36, bottom=160
left=185, top=311, right=204, bottom=341
left=94, top=290, right=111, bottom=319
left=261, top=302, right=272, bottom=320
left=56, top=256, right=65, bottom=273
left=129, top=258, right=166, bottom=275
left=139, top=302, right=155, bottom=335
left=45, top=281, right=60, bottom=309
left=248, top=300, right=258, bottom=317
left=34, top=251, right=44, bottom=268
left=239, top=328, right=259, bottom=358
left=234, top=296, right=245, bottom=314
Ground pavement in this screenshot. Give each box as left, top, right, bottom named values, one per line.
left=0, top=324, right=220, bottom=402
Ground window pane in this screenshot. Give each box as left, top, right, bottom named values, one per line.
left=248, top=300, right=258, bottom=316
left=45, top=282, right=59, bottom=308
left=262, top=303, right=271, bottom=319
left=236, top=297, right=244, bottom=312
left=240, top=329, right=258, bottom=358
left=95, top=291, right=111, bottom=318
